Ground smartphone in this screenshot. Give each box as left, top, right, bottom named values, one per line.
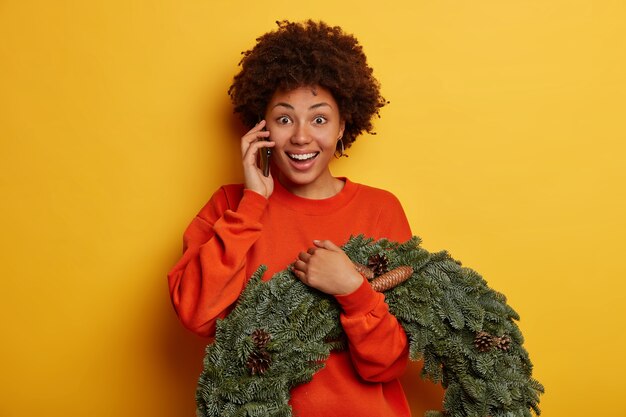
left=259, top=122, right=272, bottom=177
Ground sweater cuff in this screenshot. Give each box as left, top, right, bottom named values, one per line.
left=334, top=278, right=381, bottom=317
left=237, top=189, right=269, bottom=222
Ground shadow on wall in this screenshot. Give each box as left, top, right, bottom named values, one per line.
left=159, top=300, right=208, bottom=415
left=155, top=91, right=245, bottom=416
left=200, top=89, right=251, bottom=184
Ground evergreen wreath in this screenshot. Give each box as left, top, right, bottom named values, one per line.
left=196, top=236, right=544, bottom=417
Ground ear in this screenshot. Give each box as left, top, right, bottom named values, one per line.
left=338, top=119, right=346, bottom=139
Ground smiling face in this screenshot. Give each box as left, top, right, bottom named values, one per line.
left=264, top=85, right=345, bottom=198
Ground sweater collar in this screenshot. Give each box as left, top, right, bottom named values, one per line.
left=270, top=176, right=359, bottom=215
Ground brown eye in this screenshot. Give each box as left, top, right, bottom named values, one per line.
left=277, top=116, right=291, bottom=124
left=313, top=116, right=327, bottom=125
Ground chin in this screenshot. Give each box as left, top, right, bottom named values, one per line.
left=282, top=173, right=318, bottom=186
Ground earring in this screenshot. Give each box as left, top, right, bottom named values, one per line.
left=334, top=137, right=345, bottom=158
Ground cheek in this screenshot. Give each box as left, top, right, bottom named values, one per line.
left=267, top=128, right=290, bottom=145
left=315, top=131, right=340, bottom=148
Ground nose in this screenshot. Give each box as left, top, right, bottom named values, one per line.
left=290, top=122, right=311, bottom=145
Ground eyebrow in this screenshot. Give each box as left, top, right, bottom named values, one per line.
left=271, top=102, right=333, bottom=110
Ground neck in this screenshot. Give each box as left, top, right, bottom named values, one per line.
left=277, top=172, right=344, bottom=199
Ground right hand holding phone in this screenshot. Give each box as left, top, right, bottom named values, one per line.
left=241, top=119, right=275, bottom=198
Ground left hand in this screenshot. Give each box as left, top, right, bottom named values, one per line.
left=292, top=240, right=363, bottom=295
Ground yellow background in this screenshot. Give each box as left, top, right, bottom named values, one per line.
left=1, top=1, right=625, bottom=416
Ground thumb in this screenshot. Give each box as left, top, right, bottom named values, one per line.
left=313, top=239, right=341, bottom=252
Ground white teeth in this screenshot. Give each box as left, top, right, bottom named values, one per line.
left=288, top=152, right=317, bottom=161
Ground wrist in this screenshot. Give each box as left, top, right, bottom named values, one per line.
left=335, top=277, right=381, bottom=316
left=244, top=186, right=268, bottom=199
left=337, top=270, right=364, bottom=296
left=244, top=180, right=273, bottom=199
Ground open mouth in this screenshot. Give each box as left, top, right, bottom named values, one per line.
left=287, top=152, right=319, bottom=162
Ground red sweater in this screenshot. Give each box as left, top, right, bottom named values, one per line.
left=168, top=178, right=413, bottom=416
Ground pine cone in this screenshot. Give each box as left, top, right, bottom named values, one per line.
left=370, top=266, right=414, bottom=292
left=474, top=331, right=496, bottom=353
left=368, top=253, right=390, bottom=276
left=353, top=262, right=375, bottom=280
left=251, top=329, right=271, bottom=349
left=495, top=335, right=511, bottom=351
left=246, top=349, right=271, bottom=375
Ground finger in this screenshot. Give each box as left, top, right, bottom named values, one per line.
left=241, top=132, right=271, bottom=157
left=243, top=138, right=275, bottom=159
left=242, top=127, right=270, bottom=144
left=293, top=259, right=307, bottom=272
left=306, top=247, right=318, bottom=255
left=298, top=252, right=312, bottom=263
left=292, top=268, right=306, bottom=282
left=313, top=239, right=341, bottom=252
left=242, top=139, right=275, bottom=167
left=242, top=119, right=267, bottom=139
left=241, top=124, right=271, bottom=153
left=245, top=119, right=266, bottom=137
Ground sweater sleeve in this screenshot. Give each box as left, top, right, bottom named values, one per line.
left=334, top=189, right=413, bottom=382
left=167, top=187, right=268, bottom=337
left=335, top=280, right=409, bottom=382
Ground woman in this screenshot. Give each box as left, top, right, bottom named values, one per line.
left=168, top=20, right=414, bottom=416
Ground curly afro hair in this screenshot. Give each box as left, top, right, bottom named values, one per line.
left=228, top=20, right=387, bottom=150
